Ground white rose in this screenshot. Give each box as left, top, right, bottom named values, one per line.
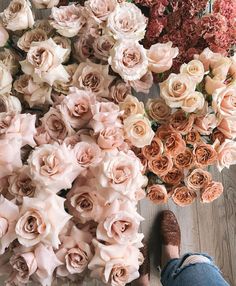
left=107, top=2, right=147, bottom=40
left=0, top=61, right=12, bottom=95
left=0, top=94, right=21, bottom=113
left=52, top=36, right=71, bottom=63
left=1, top=0, right=34, bottom=31
left=20, top=38, right=69, bottom=86
left=182, top=91, right=205, bottom=113
left=180, top=60, right=205, bottom=84
left=0, top=23, right=9, bottom=47
left=109, top=40, right=148, bottom=81
left=32, top=0, right=59, bottom=9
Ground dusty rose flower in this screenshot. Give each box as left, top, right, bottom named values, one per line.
left=148, top=153, right=173, bottom=176
left=0, top=48, right=20, bottom=76
left=185, top=129, right=201, bottom=145
left=73, top=62, right=114, bottom=98
left=107, top=2, right=147, bottom=40
left=0, top=137, right=22, bottom=179
left=180, top=60, right=205, bottom=84
left=215, top=139, right=236, bottom=172
left=28, top=143, right=79, bottom=192
left=172, top=186, right=197, bottom=207
left=0, top=61, right=12, bottom=95
left=59, top=87, right=95, bottom=129
left=174, top=148, right=195, bottom=169
left=194, top=112, right=218, bottom=135
left=73, top=34, right=95, bottom=63
left=162, top=167, right=183, bottom=186
left=182, top=91, right=205, bottom=113
left=17, top=28, right=48, bottom=52
left=163, top=131, right=186, bottom=157
left=119, top=95, right=145, bottom=119
left=147, top=98, right=171, bottom=122
left=89, top=241, right=142, bottom=286
left=0, top=195, right=19, bottom=254
left=20, top=38, right=69, bottom=86
left=109, top=40, right=148, bottom=81
left=32, top=0, right=59, bottom=9
left=147, top=42, right=178, bottom=73
left=109, top=81, right=131, bottom=103
left=52, top=36, right=71, bottom=63
left=194, top=143, right=217, bottom=166
left=1, top=0, right=34, bottom=31
left=97, top=126, right=124, bottom=150
left=169, top=110, right=194, bottom=135
left=142, top=137, right=163, bottom=160
left=200, top=181, right=224, bottom=203
left=15, top=195, right=71, bottom=248
left=0, top=94, right=21, bottom=113
left=147, top=184, right=168, bottom=204
left=185, top=168, right=212, bottom=191
left=128, top=71, right=153, bottom=94
left=124, top=114, right=155, bottom=148
left=0, top=23, right=9, bottom=47
left=217, top=117, right=236, bottom=139
left=93, top=35, right=115, bottom=62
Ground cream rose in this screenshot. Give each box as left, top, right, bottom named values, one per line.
left=15, top=195, right=71, bottom=248
left=107, top=2, right=147, bottom=40
left=20, top=38, right=69, bottom=86
left=0, top=61, right=12, bottom=95
left=0, top=23, right=9, bottom=47
left=216, top=139, right=236, bottom=172
left=32, top=0, right=59, bottom=9
left=119, top=95, right=145, bottom=119
left=124, top=114, right=154, bottom=148
left=182, top=91, right=205, bottom=113
left=180, top=59, right=205, bottom=84
left=109, top=40, right=148, bottom=81
left=160, top=73, right=196, bottom=108
left=1, top=0, right=34, bottom=31
left=17, top=28, right=48, bottom=52
left=50, top=5, right=86, bottom=37
left=147, top=42, right=178, bottom=73
left=0, top=195, right=19, bottom=254
left=0, top=94, right=21, bottom=113
left=93, top=35, right=115, bottom=62
left=28, top=143, right=80, bottom=192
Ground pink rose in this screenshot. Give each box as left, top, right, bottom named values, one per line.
left=89, top=240, right=143, bottom=286
left=218, top=117, right=236, bottom=139
left=28, top=143, right=80, bottom=193
left=0, top=195, right=19, bottom=254
left=109, top=81, right=131, bottom=103
left=97, top=126, right=124, bottom=150
left=93, top=35, right=115, bottom=62
left=147, top=42, right=178, bottom=73
left=216, top=139, right=236, bottom=172
left=194, top=112, right=218, bottom=135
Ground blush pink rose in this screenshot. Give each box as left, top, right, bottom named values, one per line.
left=97, top=126, right=124, bottom=150
left=128, top=71, right=153, bottom=94
left=216, top=139, right=236, bottom=172
left=194, top=112, right=218, bottom=135
left=217, top=117, right=236, bottom=139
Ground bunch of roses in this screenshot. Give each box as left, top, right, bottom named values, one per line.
left=134, top=0, right=236, bottom=73
left=0, top=0, right=180, bottom=285
left=137, top=48, right=236, bottom=207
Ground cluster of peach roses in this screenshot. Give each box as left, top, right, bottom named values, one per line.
left=140, top=48, right=236, bottom=207
left=0, top=0, right=182, bottom=285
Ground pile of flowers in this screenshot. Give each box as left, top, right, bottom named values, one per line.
left=0, top=0, right=182, bottom=285
left=134, top=0, right=236, bottom=73
left=140, top=48, right=236, bottom=206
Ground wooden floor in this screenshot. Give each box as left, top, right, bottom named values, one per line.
left=0, top=1, right=236, bottom=285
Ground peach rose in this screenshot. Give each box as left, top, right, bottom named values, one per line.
left=162, top=167, right=183, bottom=186
left=28, top=143, right=79, bottom=192
left=194, top=48, right=222, bottom=71
left=142, top=137, right=163, bottom=160
left=0, top=61, right=12, bottom=95
left=15, top=195, right=71, bottom=248
left=0, top=94, right=21, bottom=113
left=147, top=184, right=168, bottom=204
left=185, top=168, right=212, bottom=191
left=147, top=42, right=178, bottom=73
left=93, top=35, right=115, bottom=62
left=194, top=112, right=218, bottom=136
left=174, top=148, right=195, bottom=169
left=200, top=181, right=223, bottom=203
left=97, top=126, right=124, bottom=150
left=128, top=71, right=153, bottom=94
left=109, top=81, right=131, bottom=103
left=59, top=87, right=95, bottom=129
left=20, top=38, right=69, bottom=86
left=0, top=195, right=19, bottom=254
left=180, top=60, right=205, bottom=84
left=194, top=143, right=217, bottom=166
left=146, top=98, right=171, bottom=122
left=119, top=95, right=145, bottom=119
left=17, top=28, right=48, bottom=52
left=185, top=129, right=201, bottom=145
left=182, top=91, right=205, bottom=113
left=124, top=114, right=155, bottom=148
left=89, top=240, right=142, bottom=286
left=148, top=153, right=173, bottom=176
left=172, top=186, right=197, bottom=207
left=163, top=131, right=186, bottom=157
left=160, top=73, right=196, bottom=108
left=107, top=2, right=147, bottom=40
left=169, top=110, right=194, bottom=135
left=0, top=23, right=9, bottom=47
left=217, top=117, right=236, bottom=139
left=216, top=139, right=236, bottom=172
left=1, top=0, right=34, bottom=31
left=73, top=62, right=114, bottom=98
left=109, top=40, right=148, bottom=81
left=211, top=57, right=232, bottom=81
left=205, top=75, right=225, bottom=95
left=32, top=0, right=59, bottom=9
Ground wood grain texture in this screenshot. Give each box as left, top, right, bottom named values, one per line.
left=0, top=1, right=235, bottom=285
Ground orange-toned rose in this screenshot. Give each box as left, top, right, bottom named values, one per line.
left=148, top=153, right=173, bottom=176
left=185, top=129, right=201, bottom=145
left=142, top=137, right=163, bottom=160
left=169, top=110, right=194, bottom=135
left=164, top=131, right=186, bottom=157
left=161, top=167, right=183, bottom=186
left=185, top=168, right=212, bottom=191
left=200, top=181, right=223, bottom=203
left=147, top=184, right=168, bottom=204
left=174, top=148, right=194, bottom=169
left=194, top=143, right=217, bottom=166
left=146, top=99, right=171, bottom=122
left=172, top=186, right=197, bottom=207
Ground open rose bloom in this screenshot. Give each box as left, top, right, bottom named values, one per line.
left=0, top=0, right=235, bottom=284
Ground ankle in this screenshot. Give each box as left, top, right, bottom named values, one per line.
left=161, top=245, right=180, bottom=267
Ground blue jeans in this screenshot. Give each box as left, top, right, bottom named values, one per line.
left=161, top=253, right=230, bottom=286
